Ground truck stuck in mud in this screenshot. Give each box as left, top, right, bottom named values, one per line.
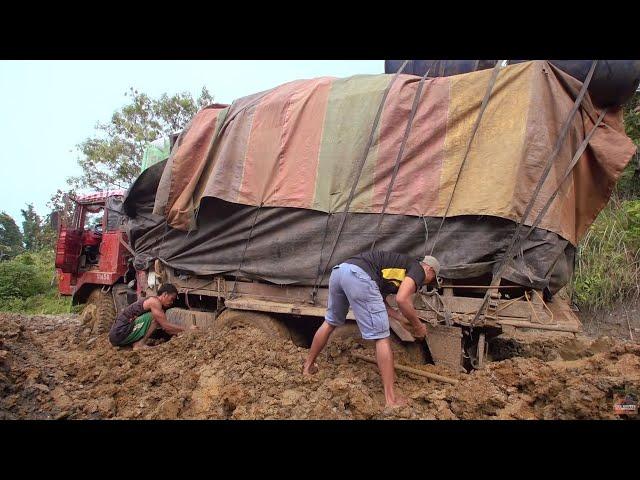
left=54, top=60, right=640, bottom=374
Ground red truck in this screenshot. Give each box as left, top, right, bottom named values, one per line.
left=54, top=189, right=138, bottom=335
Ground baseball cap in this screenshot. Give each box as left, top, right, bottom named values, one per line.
left=421, top=255, right=441, bottom=277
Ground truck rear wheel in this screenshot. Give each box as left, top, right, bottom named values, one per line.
left=84, top=288, right=116, bottom=336
left=215, top=309, right=291, bottom=340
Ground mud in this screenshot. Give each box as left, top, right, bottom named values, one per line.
left=1, top=312, right=638, bottom=420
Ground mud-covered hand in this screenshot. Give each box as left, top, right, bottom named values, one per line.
left=411, top=322, right=427, bottom=340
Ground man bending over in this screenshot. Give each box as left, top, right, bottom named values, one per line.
left=302, top=250, right=440, bottom=407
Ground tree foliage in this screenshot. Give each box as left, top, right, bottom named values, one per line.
left=623, top=91, right=640, bottom=146
left=0, top=212, right=24, bottom=260
left=47, top=188, right=76, bottom=228
left=21, top=203, right=45, bottom=251
left=69, top=87, right=214, bottom=190
left=0, top=253, right=49, bottom=299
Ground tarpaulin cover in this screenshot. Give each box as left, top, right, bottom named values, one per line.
left=124, top=163, right=574, bottom=293
left=123, top=61, right=636, bottom=295
left=153, top=61, right=636, bottom=246
left=105, top=196, right=125, bottom=232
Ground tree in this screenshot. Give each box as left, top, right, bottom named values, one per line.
left=46, top=188, right=76, bottom=229
left=0, top=212, right=24, bottom=260
left=69, top=86, right=215, bottom=191
left=21, top=203, right=44, bottom=252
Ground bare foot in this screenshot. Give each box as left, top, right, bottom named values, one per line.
left=385, top=396, right=408, bottom=408
left=302, top=362, right=319, bottom=375
left=132, top=342, right=154, bottom=351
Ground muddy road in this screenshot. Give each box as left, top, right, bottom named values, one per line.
left=1, top=312, right=638, bottom=420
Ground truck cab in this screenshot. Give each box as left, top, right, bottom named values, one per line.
left=55, top=190, right=136, bottom=334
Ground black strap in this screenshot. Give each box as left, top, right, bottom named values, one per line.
left=229, top=202, right=263, bottom=299
left=430, top=60, right=504, bottom=256
left=469, top=60, right=598, bottom=326
left=421, top=215, right=429, bottom=258
left=501, top=107, right=607, bottom=280
left=310, top=212, right=333, bottom=303
left=310, top=60, right=410, bottom=300
left=522, top=108, right=607, bottom=242
left=370, top=67, right=432, bottom=251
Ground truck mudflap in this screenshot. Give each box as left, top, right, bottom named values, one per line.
left=424, top=324, right=464, bottom=373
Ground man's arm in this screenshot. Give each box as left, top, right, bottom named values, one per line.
left=147, top=299, right=186, bottom=335
left=383, top=297, right=405, bottom=322
left=395, top=277, right=427, bottom=338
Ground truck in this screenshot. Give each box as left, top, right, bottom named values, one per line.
left=55, top=60, right=639, bottom=372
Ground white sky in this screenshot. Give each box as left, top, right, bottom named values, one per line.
left=0, top=60, right=382, bottom=224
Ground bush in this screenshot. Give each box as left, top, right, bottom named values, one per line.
left=0, top=256, right=48, bottom=299
left=0, top=249, right=71, bottom=314
left=571, top=198, right=640, bottom=310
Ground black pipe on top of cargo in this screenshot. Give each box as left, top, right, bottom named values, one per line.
left=384, top=60, right=640, bottom=108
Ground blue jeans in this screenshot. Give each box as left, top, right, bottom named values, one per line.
left=325, top=263, right=390, bottom=340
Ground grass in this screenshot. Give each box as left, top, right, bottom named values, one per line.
left=571, top=196, right=640, bottom=311
left=0, top=292, right=73, bottom=315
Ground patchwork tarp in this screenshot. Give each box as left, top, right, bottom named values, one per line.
left=153, top=61, right=635, bottom=246
left=123, top=60, right=637, bottom=295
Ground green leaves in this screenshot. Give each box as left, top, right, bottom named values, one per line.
left=0, top=253, right=49, bottom=299
left=0, top=212, right=24, bottom=260
left=21, top=203, right=44, bottom=252
left=0, top=250, right=71, bottom=314
left=70, top=86, right=215, bottom=191
left=623, top=199, right=640, bottom=242
left=618, top=92, right=640, bottom=198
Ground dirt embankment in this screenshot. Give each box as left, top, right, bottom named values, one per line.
left=1, top=312, right=638, bottom=420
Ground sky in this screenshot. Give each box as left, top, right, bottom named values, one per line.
left=0, top=60, right=382, bottom=224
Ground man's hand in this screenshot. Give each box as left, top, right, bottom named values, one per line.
left=396, top=277, right=428, bottom=341
left=411, top=322, right=427, bottom=340
left=188, top=324, right=199, bottom=331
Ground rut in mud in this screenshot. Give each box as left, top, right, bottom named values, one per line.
left=1, top=312, right=638, bottom=420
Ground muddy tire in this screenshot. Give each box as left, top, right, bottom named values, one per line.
left=215, top=309, right=291, bottom=340
left=85, top=288, right=116, bottom=336
left=111, top=284, right=131, bottom=317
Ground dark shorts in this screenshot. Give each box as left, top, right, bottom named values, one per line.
left=109, top=312, right=153, bottom=346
